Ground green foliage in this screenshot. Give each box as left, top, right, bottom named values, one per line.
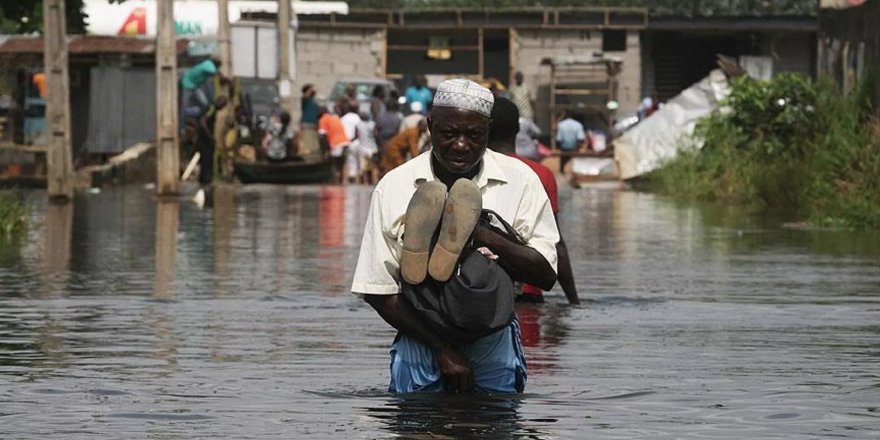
left=0, top=192, right=27, bottom=238
left=0, top=0, right=86, bottom=35
left=650, top=73, right=880, bottom=229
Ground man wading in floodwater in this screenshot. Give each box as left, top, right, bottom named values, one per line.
left=351, top=79, right=559, bottom=393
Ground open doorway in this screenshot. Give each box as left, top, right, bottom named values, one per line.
left=482, top=29, right=510, bottom=86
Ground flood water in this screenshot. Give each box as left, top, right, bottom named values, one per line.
left=1, top=183, right=879, bottom=439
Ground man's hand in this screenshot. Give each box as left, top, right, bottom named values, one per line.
left=471, top=223, right=556, bottom=290
left=436, top=346, right=474, bottom=392
left=364, top=294, right=474, bottom=390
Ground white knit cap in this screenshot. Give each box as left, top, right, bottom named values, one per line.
left=431, top=78, right=494, bottom=117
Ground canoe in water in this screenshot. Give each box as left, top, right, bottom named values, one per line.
left=233, top=159, right=331, bottom=184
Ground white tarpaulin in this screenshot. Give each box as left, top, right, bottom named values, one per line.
left=614, top=69, right=731, bottom=180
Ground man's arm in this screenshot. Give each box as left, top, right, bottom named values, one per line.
left=528, top=120, right=541, bottom=138
left=198, top=111, right=213, bottom=136
left=576, top=125, right=587, bottom=152
left=554, top=216, right=580, bottom=304
left=364, top=294, right=474, bottom=391
left=354, top=186, right=474, bottom=392
left=472, top=224, right=556, bottom=291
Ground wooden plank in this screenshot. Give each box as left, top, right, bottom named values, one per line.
left=386, top=45, right=480, bottom=51
left=549, top=63, right=556, bottom=149
left=478, top=27, right=484, bottom=78
left=508, top=28, right=516, bottom=86
left=554, top=89, right=611, bottom=95
left=0, top=143, right=49, bottom=153
left=380, top=28, right=388, bottom=77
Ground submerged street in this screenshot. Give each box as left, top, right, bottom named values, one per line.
left=1, top=184, right=879, bottom=438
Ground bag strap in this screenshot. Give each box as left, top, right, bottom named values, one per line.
left=480, top=209, right=526, bottom=246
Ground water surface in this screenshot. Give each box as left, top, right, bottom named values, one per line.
left=1, top=184, right=878, bottom=438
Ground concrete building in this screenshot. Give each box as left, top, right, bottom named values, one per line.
left=0, top=35, right=189, bottom=156
left=818, top=0, right=878, bottom=111
left=294, top=8, right=647, bottom=132
left=292, top=6, right=818, bottom=133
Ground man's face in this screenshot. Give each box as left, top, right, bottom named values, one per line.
left=428, top=107, right=488, bottom=175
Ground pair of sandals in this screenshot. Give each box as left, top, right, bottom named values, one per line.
left=400, top=179, right=482, bottom=285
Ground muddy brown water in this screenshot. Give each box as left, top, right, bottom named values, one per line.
left=1, top=184, right=878, bottom=439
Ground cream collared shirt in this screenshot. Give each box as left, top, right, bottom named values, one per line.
left=351, top=149, right=559, bottom=296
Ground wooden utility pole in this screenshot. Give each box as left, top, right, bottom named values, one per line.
left=277, top=0, right=292, bottom=112
left=215, top=0, right=233, bottom=180
left=155, top=0, right=179, bottom=196
left=217, top=0, right=233, bottom=77
left=42, top=0, right=74, bottom=200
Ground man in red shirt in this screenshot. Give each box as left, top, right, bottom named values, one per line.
left=488, top=97, right=579, bottom=305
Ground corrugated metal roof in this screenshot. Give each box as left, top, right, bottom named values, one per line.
left=0, top=35, right=189, bottom=55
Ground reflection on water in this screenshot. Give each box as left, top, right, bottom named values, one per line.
left=154, top=200, right=179, bottom=300
left=363, top=393, right=530, bottom=439
left=1, top=184, right=879, bottom=438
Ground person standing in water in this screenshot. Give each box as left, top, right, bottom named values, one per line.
left=488, top=97, right=579, bottom=305
left=352, top=79, right=559, bottom=393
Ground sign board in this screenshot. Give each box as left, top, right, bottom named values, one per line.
left=82, top=0, right=347, bottom=37
left=186, top=41, right=219, bottom=57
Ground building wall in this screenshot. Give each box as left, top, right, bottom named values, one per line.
left=84, top=66, right=156, bottom=154
left=819, top=0, right=880, bottom=110
left=761, top=31, right=816, bottom=76
left=294, top=27, right=384, bottom=119
left=643, top=30, right=816, bottom=103
left=606, top=31, right=642, bottom=114
left=513, top=29, right=641, bottom=131
left=294, top=26, right=643, bottom=131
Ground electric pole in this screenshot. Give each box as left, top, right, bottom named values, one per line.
left=218, top=0, right=232, bottom=77
left=278, top=0, right=292, bottom=112
left=156, top=0, right=179, bottom=196
left=42, top=0, right=74, bottom=200
left=216, top=0, right=233, bottom=180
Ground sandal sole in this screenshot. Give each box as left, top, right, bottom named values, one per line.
left=428, top=179, right=482, bottom=282
left=400, top=181, right=448, bottom=284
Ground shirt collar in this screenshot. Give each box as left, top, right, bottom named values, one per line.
left=412, top=149, right=509, bottom=189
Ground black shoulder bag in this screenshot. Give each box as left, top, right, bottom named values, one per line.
left=400, top=209, right=524, bottom=345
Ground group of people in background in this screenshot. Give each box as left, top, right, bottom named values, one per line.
left=301, top=75, right=435, bottom=185
left=294, top=71, right=617, bottom=185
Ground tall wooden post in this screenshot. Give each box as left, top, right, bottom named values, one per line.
left=217, top=0, right=233, bottom=77
left=215, top=0, right=233, bottom=180
left=156, top=0, right=179, bottom=196
left=277, top=0, right=292, bottom=112
left=42, top=0, right=74, bottom=200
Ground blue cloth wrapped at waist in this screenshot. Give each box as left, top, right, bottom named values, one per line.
left=388, top=317, right=527, bottom=394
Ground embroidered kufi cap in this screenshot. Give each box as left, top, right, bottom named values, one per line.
left=432, top=79, right=494, bottom=118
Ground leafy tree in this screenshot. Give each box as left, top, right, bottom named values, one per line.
left=0, top=0, right=87, bottom=34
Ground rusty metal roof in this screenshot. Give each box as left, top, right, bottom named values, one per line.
left=0, top=35, right=189, bottom=55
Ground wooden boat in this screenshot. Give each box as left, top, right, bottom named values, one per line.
left=233, top=158, right=331, bottom=184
